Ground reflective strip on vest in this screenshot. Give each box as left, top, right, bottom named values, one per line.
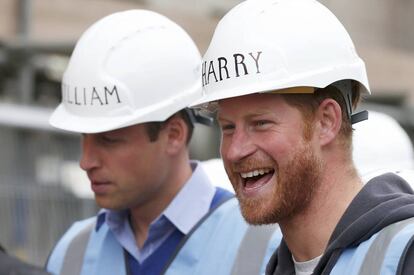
left=60, top=221, right=95, bottom=275
left=332, top=217, right=414, bottom=275
left=379, top=218, right=414, bottom=274
left=46, top=217, right=96, bottom=275
left=231, top=224, right=279, bottom=275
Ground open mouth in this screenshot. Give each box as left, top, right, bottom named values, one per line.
left=240, top=168, right=275, bottom=191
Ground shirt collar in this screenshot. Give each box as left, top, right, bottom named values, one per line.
left=95, top=161, right=216, bottom=234
left=96, top=209, right=125, bottom=231
left=162, top=161, right=215, bottom=234
left=96, top=209, right=106, bottom=231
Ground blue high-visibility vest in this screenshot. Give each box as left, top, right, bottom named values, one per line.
left=47, top=198, right=282, bottom=275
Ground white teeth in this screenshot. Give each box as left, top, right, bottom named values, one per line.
left=240, top=169, right=272, bottom=179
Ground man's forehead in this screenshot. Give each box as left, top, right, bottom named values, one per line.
left=216, top=94, right=284, bottom=118
left=83, top=123, right=145, bottom=136
left=217, top=93, right=281, bottom=108
left=205, top=87, right=312, bottom=114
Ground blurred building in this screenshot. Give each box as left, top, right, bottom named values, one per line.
left=0, top=0, right=414, bottom=266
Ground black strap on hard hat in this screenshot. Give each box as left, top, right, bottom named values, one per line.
left=332, top=80, right=369, bottom=124
left=184, top=108, right=214, bottom=126
left=351, top=110, right=369, bottom=124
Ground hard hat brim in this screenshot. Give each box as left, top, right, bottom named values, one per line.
left=49, top=103, right=163, bottom=134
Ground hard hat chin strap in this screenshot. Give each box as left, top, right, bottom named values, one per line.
left=184, top=108, right=214, bottom=127
left=332, top=81, right=368, bottom=125
left=351, top=110, right=369, bottom=124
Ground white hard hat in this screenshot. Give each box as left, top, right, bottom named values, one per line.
left=353, top=111, right=414, bottom=180
left=50, top=10, right=203, bottom=133
left=197, top=0, right=370, bottom=106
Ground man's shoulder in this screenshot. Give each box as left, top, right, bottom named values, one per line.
left=51, top=216, right=97, bottom=250
left=361, top=170, right=414, bottom=199
left=338, top=217, right=414, bottom=275
left=46, top=216, right=98, bottom=273
left=395, top=170, right=414, bottom=186
left=66, top=216, right=98, bottom=234
left=55, top=216, right=99, bottom=250
left=364, top=170, right=414, bottom=188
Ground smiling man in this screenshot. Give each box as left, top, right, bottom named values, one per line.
left=218, top=92, right=322, bottom=227
left=197, top=0, right=414, bottom=274
left=45, top=10, right=280, bottom=275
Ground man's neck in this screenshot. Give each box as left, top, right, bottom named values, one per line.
left=129, top=156, right=193, bottom=248
left=280, top=166, right=363, bottom=262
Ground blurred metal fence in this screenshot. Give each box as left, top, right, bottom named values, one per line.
left=0, top=183, right=97, bottom=267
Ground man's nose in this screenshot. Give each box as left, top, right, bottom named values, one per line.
left=222, top=128, right=256, bottom=163
left=79, top=135, right=100, bottom=171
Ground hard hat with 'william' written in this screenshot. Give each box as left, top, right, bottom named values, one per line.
left=50, top=10, right=204, bottom=133
left=196, top=0, right=371, bottom=123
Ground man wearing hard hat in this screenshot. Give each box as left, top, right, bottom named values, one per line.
left=197, top=0, right=414, bottom=274
left=46, top=10, right=280, bottom=275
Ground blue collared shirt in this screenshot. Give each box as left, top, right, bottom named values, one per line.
left=95, top=161, right=216, bottom=263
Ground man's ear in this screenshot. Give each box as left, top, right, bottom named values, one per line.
left=316, top=98, right=342, bottom=146
left=164, top=116, right=188, bottom=155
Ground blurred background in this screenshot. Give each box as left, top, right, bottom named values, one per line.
left=0, top=0, right=414, bottom=267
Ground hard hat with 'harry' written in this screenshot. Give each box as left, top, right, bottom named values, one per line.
left=50, top=10, right=203, bottom=133
left=196, top=0, right=371, bottom=123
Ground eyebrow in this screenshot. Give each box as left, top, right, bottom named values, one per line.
left=217, top=110, right=274, bottom=122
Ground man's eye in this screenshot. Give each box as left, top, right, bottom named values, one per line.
left=101, top=136, right=119, bottom=143
left=220, top=124, right=235, bottom=134
left=255, top=120, right=271, bottom=129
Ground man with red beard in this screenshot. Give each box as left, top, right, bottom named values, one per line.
left=196, top=0, right=414, bottom=274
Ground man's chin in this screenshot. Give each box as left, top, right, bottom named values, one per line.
left=95, top=198, right=124, bottom=210
left=241, top=211, right=276, bottom=225
left=238, top=199, right=277, bottom=225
